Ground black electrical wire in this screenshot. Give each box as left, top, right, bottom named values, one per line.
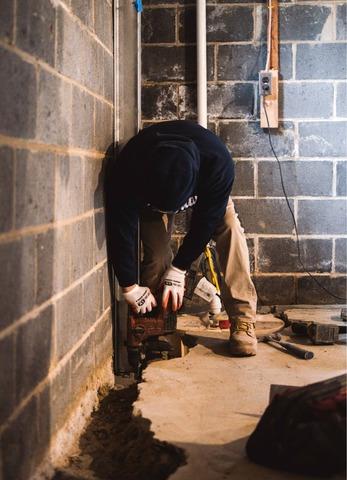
left=262, top=98, right=346, bottom=302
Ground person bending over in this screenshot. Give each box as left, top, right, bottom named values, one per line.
left=107, top=120, right=257, bottom=356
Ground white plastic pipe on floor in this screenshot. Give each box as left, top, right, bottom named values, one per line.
left=197, top=0, right=207, bottom=128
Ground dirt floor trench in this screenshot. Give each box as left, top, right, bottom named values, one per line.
left=54, top=306, right=346, bottom=480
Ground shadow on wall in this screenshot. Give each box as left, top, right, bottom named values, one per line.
left=1, top=141, right=115, bottom=479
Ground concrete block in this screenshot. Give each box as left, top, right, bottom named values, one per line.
left=143, top=45, right=214, bottom=82
left=178, top=84, right=197, bottom=120
left=280, top=5, right=332, bottom=41
left=299, top=121, right=347, bottom=157
left=0, top=333, right=16, bottom=424
left=296, top=44, right=347, bottom=80
left=95, top=100, right=113, bottom=152
left=104, top=50, right=113, bottom=102
left=298, top=200, right=347, bottom=235
left=94, top=0, right=113, bottom=50
left=94, top=211, right=107, bottom=264
left=83, top=269, right=103, bottom=329
left=218, top=44, right=266, bottom=81
left=336, top=161, right=347, bottom=196
left=179, top=6, right=253, bottom=43
left=233, top=199, right=295, bottom=234
left=247, top=238, right=255, bottom=274
left=1, top=397, right=41, bottom=480
left=57, top=6, right=102, bottom=95
left=297, top=276, right=346, bottom=304
left=16, top=0, right=55, bottom=65
left=208, top=83, right=255, bottom=119
left=94, top=310, right=113, bottom=366
left=280, top=83, right=333, bottom=119
left=70, top=217, right=94, bottom=282
left=55, top=154, right=84, bottom=220
left=335, top=238, right=347, bottom=273
left=15, top=150, right=55, bottom=228
left=71, top=87, right=94, bottom=150
left=36, top=225, right=71, bottom=304
left=258, top=238, right=332, bottom=273
left=70, top=334, right=94, bottom=399
left=70, top=0, right=93, bottom=29
left=49, top=359, right=71, bottom=433
left=279, top=44, right=293, bottom=80
left=0, top=47, right=36, bottom=138
left=253, top=275, right=296, bottom=305
left=36, top=69, right=72, bottom=146
left=208, top=5, right=253, bottom=42
left=0, top=0, right=13, bottom=41
left=103, top=263, right=111, bottom=309
left=337, top=4, right=346, bottom=40
left=0, top=147, right=13, bottom=233
left=142, top=85, right=178, bottom=120
left=336, top=83, right=347, bottom=118
left=219, top=121, right=295, bottom=158
left=143, top=7, right=176, bottom=43
left=0, top=236, right=35, bottom=331
left=232, top=161, right=255, bottom=196
left=84, top=157, right=104, bottom=212
left=16, top=305, right=53, bottom=401
left=56, top=283, right=84, bottom=361
left=258, top=161, right=333, bottom=197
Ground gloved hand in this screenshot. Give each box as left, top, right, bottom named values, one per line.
left=194, top=277, right=222, bottom=315
left=123, top=284, right=157, bottom=314
left=209, top=293, right=222, bottom=315
left=162, top=265, right=186, bottom=311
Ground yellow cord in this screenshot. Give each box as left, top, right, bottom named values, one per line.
left=204, top=246, right=221, bottom=294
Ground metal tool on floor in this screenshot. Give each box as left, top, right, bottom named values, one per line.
left=290, top=320, right=344, bottom=345
left=258, top=333, right=314, bottom=359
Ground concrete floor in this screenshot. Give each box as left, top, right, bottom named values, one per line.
left=135, top=307, right=346, bottom=480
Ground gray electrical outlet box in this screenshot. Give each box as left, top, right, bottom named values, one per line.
left=259, top=71, right=272, bottom=96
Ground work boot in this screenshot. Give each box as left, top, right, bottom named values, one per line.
left=229, top=319, right=257, bottom=356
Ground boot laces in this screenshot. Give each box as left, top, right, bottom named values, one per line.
left=234, top=321, right=254, bottom=334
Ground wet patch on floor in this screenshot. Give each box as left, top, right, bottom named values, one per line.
left=53, top=384, right=186, bottom=480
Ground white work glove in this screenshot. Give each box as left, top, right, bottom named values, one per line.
left=194, top=277, right=222, bottom=315
left=209, top=294, right=222, bottom=315
left=162, top=265, right=186, bottom=311
left=123, top=284, right=157, bottom=314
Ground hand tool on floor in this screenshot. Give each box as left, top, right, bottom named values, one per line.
left=290, top=320, right=343, bottom=345
left=258, top=333, right=314, bottom=359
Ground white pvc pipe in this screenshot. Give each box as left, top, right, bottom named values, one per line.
left=197, top=0, right=207, bottom=128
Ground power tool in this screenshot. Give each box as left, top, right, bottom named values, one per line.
left=127, top=299, right=177, bottom=379
left=291, top=320, right=345, bottom=345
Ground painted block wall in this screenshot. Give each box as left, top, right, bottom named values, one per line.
left=0, top=1, right=114, bottom=478
left=141, top=0, right=347, bottom=305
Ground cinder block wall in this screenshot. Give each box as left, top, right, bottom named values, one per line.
left=0, top=1, right=113, bottom=478
left=141, top=0, right=347, bottom=305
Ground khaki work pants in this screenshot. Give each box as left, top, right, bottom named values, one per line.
left=140, top=198, right=257, bottom=322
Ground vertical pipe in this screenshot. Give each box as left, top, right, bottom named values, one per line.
left=137, top=10, right=142, bottom=133
left=197, top=0, right=207, bottom=128
left=113, top=0, right=120, bottom=145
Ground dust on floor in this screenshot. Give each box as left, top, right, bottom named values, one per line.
left=53, top=384, right=186, bottom=480
left=135, top=306, right=346, bottom=480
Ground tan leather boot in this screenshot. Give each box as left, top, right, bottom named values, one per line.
left=229, top=320, right=257, bottom=356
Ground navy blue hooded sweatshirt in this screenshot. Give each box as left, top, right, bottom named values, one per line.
left=107, top=120, right=234, bottom=287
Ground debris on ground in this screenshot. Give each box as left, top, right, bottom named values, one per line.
left=54, top=384, right=186, bottom=480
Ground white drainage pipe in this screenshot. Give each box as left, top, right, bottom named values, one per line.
left=197, top=0, right=207, bottom=128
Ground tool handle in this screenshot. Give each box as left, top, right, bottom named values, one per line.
left=278, top=340, right=314, bottom=360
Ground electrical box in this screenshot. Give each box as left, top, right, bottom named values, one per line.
left=260, top=69, right=279, bottom=128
